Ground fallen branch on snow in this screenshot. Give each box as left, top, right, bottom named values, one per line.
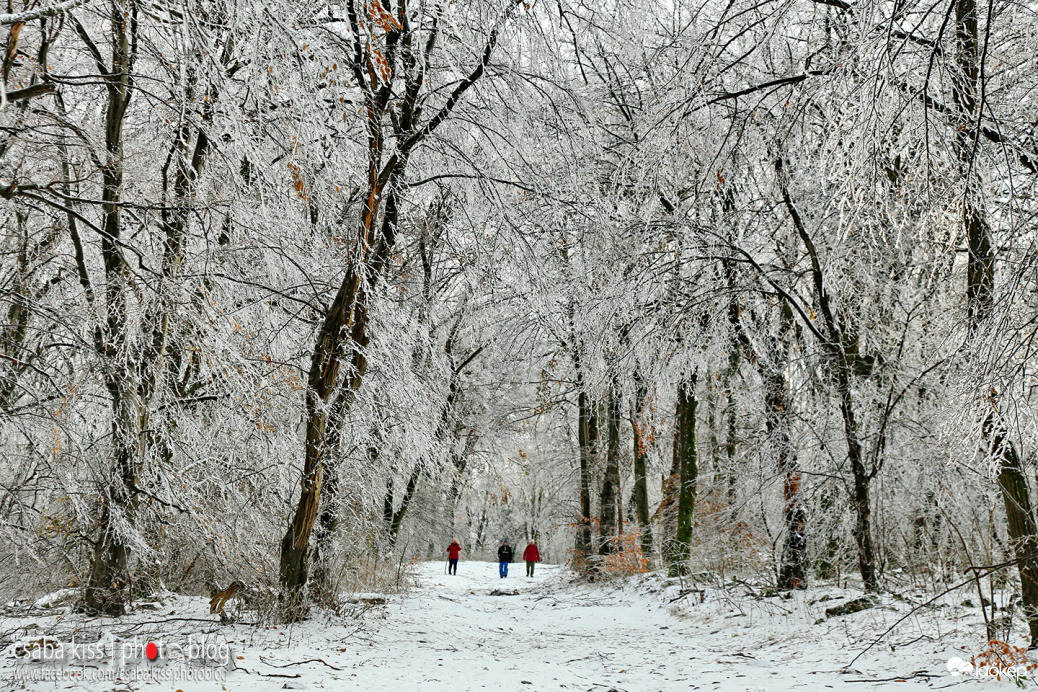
left=259, top=656, right=343, bottom=671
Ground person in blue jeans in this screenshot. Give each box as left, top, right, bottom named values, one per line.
left=497, top=541, right=514, bottom=578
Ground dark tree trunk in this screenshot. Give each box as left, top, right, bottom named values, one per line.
left=765, top=309, right=807, bottom=590
left=814, top=485, right=838, bottom=580
left=310, top=452, right=344, bottom=600
left=776, top=159, right=878, bottom=592
left=836, top=365, right=878, bottom=591
left=631, top=373, right=653, bottom=558
left=0, top=212, right=39, bottom=412
left=383, top=475, right=395, bottom=535
left=587, top=400, right=600, bottom=551
left=771, top=409, right=806, bottom=589
left=669, top=372, right=699, bottom=577
left=575, top=388, right=594, bottom=563
left=952, top=0, right=1038, bottom=645
left=599, top=377, right=622, bottom=554
left=722, top=350, right=739, bottom=506
left=388, top=465, right=422, bottom=544
left=280, top=268, right=376, bottom=615
left=987, top=419, right=1038, bottom=646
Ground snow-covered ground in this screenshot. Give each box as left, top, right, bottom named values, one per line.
left=2, top=562, right=1032, bottom=690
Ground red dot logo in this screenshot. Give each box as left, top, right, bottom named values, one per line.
left=145, top=642, right=159, bottom=661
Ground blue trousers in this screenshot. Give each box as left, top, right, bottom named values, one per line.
left=499, top=561, right=509, bottom=578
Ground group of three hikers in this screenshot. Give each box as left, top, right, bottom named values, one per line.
left=445, top=539, right=541, bottom=578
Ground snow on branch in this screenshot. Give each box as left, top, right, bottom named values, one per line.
left=0, top=0, right=91, bottom=25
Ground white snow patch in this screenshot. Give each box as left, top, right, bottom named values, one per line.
left=31, top=589, right=76, bottom=609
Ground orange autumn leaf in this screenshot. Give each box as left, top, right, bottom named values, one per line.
left=287, top=162, right=309, bottom=200
left=367, top=0, right=401, bottom=32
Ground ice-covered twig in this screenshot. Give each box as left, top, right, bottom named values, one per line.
left=0, top=0, right=91, bottom=25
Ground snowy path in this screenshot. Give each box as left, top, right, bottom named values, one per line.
left=300, top=562, right=974, bottom=691
left=347, top=560, right=707, bottom=690
left=3, top=562, right=1007, bottom=690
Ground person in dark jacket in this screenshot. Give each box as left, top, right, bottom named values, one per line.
left=497, top=541, right=514, bottom=578
left=446, top=540, right=462, bottom=575
left=523, top=540, right=541, bottom=577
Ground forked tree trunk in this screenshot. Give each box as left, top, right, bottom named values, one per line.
left=775, top=159, right=878, bottom=592
left=81, top=0, right=139, bottom=616
left=281, top=264, right=376, bottom=613
left=726, top=261, right=808, bottom=589
left=278, top=3, right=507, bottom=616
left=79, top=7, right=228, bottom=613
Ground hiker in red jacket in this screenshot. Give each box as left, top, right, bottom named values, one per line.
left=523, top=540, right=541, bottom=577
left=446, top=540, right=462, bottom=575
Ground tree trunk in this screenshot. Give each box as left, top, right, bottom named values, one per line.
left=388, top=465, right=422, bottom=545
left=764, top=308, right=807, bottom=590
left=0, top=212, right=35, bottom=411
left=382, top=465, right=395, bottom=542
left=280, top=264, right=370, bottom=613
left=768, top=382, right=807, bottom=590
left=776, top=158, right=877, bottom=592
left=837, top=365, right=878, bottom=591
left=726, top=262, right=807, bottom=589
left=587, top=399, right=600, bottom=552
left=632, top=373, right=653, bottom=558
left=987, top=418, right=1038, bottom=646
left=310, top=452, right=343, bottom=600
left=575, top=388, right=594, bottom=564
left=949, top=0, right=1038, bottom=647
left=278, top=2, right=504, bottom=613
left=280, top=185, right=389, bottom=615
left=599, top=377, right=622, bottom=554
left=723, top=350, right=739, bottom=506
left=669, top=371, right=698, bottom=577
left=81, top=0, right=138, bottom=616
